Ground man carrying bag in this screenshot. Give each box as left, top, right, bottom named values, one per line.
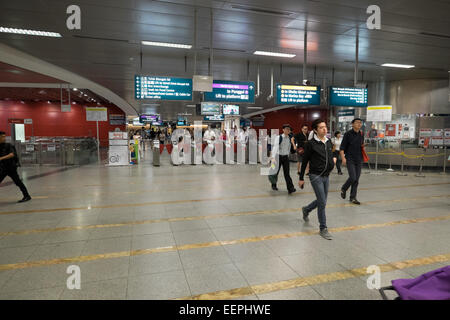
left=0, top=131, right=31, bottom=203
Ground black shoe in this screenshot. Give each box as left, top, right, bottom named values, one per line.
left=341, top=189, right=346, bottom=199
left=271, top=184, right=278, bottom=191
left=350, top=198, right=361, bottom=205
left=18, top=196, right=31, bottom=203
left=288, top=188, right=296, bottom=194
left=302, top=207, right=309, bottom=222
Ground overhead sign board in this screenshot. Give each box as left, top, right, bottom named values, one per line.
left=135, top=75, right=193, bottom=101
left=86, top=107, right=108, bottom=122
left=330, top=87, right=368, bottom=107
left=366, top=105, right=392, bottom=122
left=204, top=80, right=255, bottom=103
left=337, top=109, right=355, bottom=122
left=276, top=84, right=321, bottom=105
left=204, top=115, right=225, bottom=121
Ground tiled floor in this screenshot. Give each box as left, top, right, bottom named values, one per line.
left=0, top=156, right=449, bottom=300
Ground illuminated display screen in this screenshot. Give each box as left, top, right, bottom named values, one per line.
left=223, top=104, right=240, bottom=115
left=203, top=115, right=224, bottom=121
left=204, top=80, right=255, bottom=103
left=201, top=102, right=221, bottom=115
left=329, top=87, right=368, bottom=107
left=276, top=84, right=321, bottom=105
left=135, top=76, right=192, bottom=100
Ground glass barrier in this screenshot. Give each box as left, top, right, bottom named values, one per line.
left=15, top=137, right=100, bottom=166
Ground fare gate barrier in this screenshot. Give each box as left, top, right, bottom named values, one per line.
left=152, top=140, right=160, bottom=166
left=15, top=138, right=98, bottom=166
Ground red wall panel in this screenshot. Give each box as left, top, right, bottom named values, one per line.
left=251, top=107, right=329, bottom=134
left=0, top=101, right=126, bottom=146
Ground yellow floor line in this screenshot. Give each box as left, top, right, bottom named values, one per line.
left=0, top=182, right=448, bottom=216
left=177, top=253, right=450, bottom=300
left=1, top=194, right=448, bottom=237
left=1, top=213, right=449, bottom=272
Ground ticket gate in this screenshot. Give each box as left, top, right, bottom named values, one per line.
left=152, top=140, right=160, bottom=166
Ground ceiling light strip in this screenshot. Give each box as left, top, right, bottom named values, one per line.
left=381, top=63, right=415, bottom=69
left=0, top=27, right=61, bottom=37
left=141, top=41, right=192, bottom=49
left=253, top=51, right=295, bottom=58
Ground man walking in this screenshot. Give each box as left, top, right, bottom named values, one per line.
left=299, top=119, right=335, bottom=240
left=0, top=131, right=31, bottom=203
left=340, top=118, right=364, bottom=205
left=269, top=124, right=296, bottom=194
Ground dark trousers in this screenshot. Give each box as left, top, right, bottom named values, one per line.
left=275, top=155, right=295, bottom=191
left=304, top=174, right=329, bottom=230
left=342, top=159, right=362, bottom=199
left=0, top=167, right=30, bottom=197
left=333, top=151, right=342, bottom=173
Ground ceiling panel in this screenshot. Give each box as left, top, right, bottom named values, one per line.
left=0, top=0, right=449, bottom=119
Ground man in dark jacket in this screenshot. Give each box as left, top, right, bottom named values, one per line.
left=0, top=131, right=31, bottom=203
left=299, top=119, right=336, bottom=240
left=294, top=124, right=309, bottom=175
left=340, top=118, right=364, bottom=205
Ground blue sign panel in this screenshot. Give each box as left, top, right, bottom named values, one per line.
left=204, top=80, right=255, bottom=103
left=135, top=75, right=192, bottom=100
left=330, top=87, right=368, bottom=107
left=203, top=115, right=224, bottom=121
left=276, top=84, right=321, bottom=105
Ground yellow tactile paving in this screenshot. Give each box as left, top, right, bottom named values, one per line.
left=178, top=253, right=450, bottom=300
left=0, top=194, right=448, bottom=237
left=0, top=212, right=449, bottom=272
left=0, top=182, right=448, bottom=216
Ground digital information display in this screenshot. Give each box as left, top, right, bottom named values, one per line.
left=204, top=115, right=224, bottom=121
left=204, top=80, right=255, bottom=103
left=139, top=114, right=159, bottom=123
left=223, top=104, right=240, bottom=115
left=135, top=76, right=192, bottom=100
left=276, top=85, right=321, bottom=105
left=330, top=87, right=368, bottom=107
left=201, top=102, right=221, bottom=115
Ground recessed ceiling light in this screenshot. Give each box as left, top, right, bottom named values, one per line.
left=141, top=41, right=192, bottom=49
left=0, top=27, right=61, bottom=37
left=247, top=106, right=264, bottom=109
left=254, top=51, right=296, bottom=58
left=381, top=63, right=415, bottom=69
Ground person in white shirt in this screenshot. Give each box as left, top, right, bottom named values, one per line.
left=203, top=126, right=216, bottom=143
left=269, top=124, right=296, bottom=194
left=331, top=131, right=343, bottom=175
left=203, top=125, right=217, bottom=158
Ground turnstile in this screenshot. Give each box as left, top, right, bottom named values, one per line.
left=152, top=141, right=160, bottom=166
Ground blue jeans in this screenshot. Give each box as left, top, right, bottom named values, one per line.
left=304, top=174, right=329, bottom=230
